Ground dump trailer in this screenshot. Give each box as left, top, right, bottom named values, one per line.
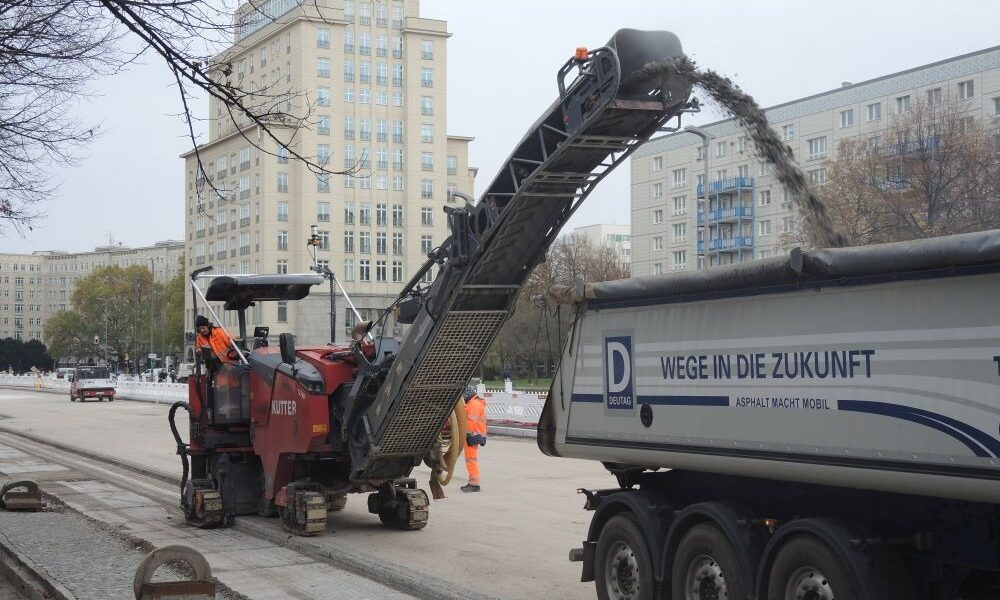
left=171, top=29, right=696, bottom=534
left=539, top=230, right=1000, bottom=600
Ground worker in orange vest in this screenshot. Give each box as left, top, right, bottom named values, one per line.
left=462, top=386, right=487, bottom=492
left=195, top=315, right=237, bottom=367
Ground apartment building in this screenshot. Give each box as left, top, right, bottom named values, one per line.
left=0, top=241, right=184, bottom=341
left=631, top=45, right=1000, bottom=276
left=572, top=224, right=632, bottom=264
left=181, top=0, right=474, bottom=348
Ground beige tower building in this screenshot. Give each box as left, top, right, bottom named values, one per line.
left=182, top=0, right=474, bottom=352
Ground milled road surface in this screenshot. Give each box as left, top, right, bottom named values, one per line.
left=0, top=388, right=612, bottom=600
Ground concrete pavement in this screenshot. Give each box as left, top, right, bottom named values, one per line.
left=0, top=388, right=613, bottom=599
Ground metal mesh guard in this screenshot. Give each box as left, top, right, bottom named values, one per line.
left=378, top=310, right=508, bottom=455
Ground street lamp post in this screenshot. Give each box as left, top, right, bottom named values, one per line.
left=686, top=126, right=712, bottom=266
left=97, top=297, right=110, bottom=367
left=146, top=257, right=160, bottom=370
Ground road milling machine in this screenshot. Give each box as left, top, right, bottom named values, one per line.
left=169, top=29, right=695, bottom=534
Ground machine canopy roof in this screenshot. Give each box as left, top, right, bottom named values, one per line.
left=205, top=275, right=324, bottom=311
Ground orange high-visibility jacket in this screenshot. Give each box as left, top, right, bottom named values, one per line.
left=195, top=326, right=236, bottom=364
left=466, top=395, right=487, bottom=436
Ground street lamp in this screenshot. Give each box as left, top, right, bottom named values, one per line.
left=96, top=297, right=110, bottom=367
left=146, top=257, right=162, bottom=370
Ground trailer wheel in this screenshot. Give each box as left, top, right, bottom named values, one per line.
left=595, top=514, right=654, bottom=600
left=766, top=534, right=854, bottom=600
left=671, top=522, right=746, bottom=600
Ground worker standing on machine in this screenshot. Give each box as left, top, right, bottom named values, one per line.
left=195, top=315, right=237, bottom=367
left=462, top=386, right=487, bottom=492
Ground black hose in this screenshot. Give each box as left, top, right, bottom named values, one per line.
left=168, top=401, right=192, bottom=496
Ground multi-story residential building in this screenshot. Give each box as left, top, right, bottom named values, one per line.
left=572, top=224, right=631, bottom=264
left=0, top=241, right=184, bottom=342
left=631, top=45, right=1000, bottom=276
left=181, top=0, right=474, bottom=349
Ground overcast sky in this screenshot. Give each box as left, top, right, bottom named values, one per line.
left=3, top=0, right=998, bottom=254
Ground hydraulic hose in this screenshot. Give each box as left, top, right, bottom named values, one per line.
left=168, top=401, right=192, bottom=496
left=428, top=399, right=467, bottom=500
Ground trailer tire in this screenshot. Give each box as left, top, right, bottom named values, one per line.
left=671, top=522, right=747, bottom=600
left=595, top=514, right=654, bottom=600
left=766, top=534, right=855, bottom=600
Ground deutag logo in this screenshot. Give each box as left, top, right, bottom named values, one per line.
left=604, top=336, right=634, bottom=410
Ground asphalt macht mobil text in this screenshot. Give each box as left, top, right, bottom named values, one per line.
left=734, top=396, right=831, bottom=410
left=660, top=349, right=876, bottom=381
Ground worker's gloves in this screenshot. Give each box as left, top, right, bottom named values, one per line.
left=466, top=433, right=487, bottom=447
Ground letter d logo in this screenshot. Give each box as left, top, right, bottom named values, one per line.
left=604, top=336, right=634, bottom=410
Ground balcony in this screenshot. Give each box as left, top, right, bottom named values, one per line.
left=697, top=205, right=754, bottom=224
left=696, top=176, right=755, bottom=198
left=704, top=236, right=754, bottom=253
left=885, top=135, right=941, bottom=156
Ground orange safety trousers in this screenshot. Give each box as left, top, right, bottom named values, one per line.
left=465, top=395, right=487, bottom=485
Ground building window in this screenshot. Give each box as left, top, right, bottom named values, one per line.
left=392, top=261, right=403, bottom=282
left=376, top=203, right=387, bottom=226
left=277, top=230, right=288, bottom=250
left=866, top=102, right=881, bottom=122
left=421, top=40, right=433, bottom=60
left=317, top=174, right=330, bottom=193
left=895, top=95, right=911, bottom=113
left=317, top=57, right=330, bottom=78
left=653, top=236, right=663, bottom=251
left=359, top=259, right=370, bottom=282
left=993, top=97, right=1000, bottom=117
left=344, top=28, right=355, bottom=53
left=672, top=251, right=687, bottom=271
left=316, top=87, right=330, bottom=106
left=318, top=202, right=330, bottom=222
left=759, top=190, right=771, bottom=206
left=654, top=263, right=663, bottom=275
left=276, top=259, right=288, bottom=274
left=375, top=232, right=387, bottom=254
left=359, top=88, right=370, bottom=104
left=781, top=216, right=794, bottom=234
left=737, top=136, right=747, bottom=153
left=421, top=67, right=433, bottom=87
left=652, top=183, right=663, bottom=198
left=277, top=172, right=288, bottom=193
left=421, top=207, right=434, bottom=226
left=671, top=168, right=686, bottom=188
left=672, top=223, right=687, bottom=242
left=359, top=202, right=371, bottom=225
left=359, top=231, right=371, bottom=253
left=421, top=179, right=433, bottom=199
left=839, top=109, right=854, bottom=128
left=808, top=168, right=827, bottom=185
left=277, top=145, right=289, bottom=163
left=420, top=235, right=433, bottom=254
left=277, top=201, right=288, bottom=222
left=758, top=220, right=772, bottom=237
left=344, top=87, right=354, bottom=102
left=421, top=96, right=433, bottom=116
left=672, top=196, right=686, bottom=215
left=393, top=91, right=404, bottom=106
left=652, top=156, right=663, bottom=172
left=807, top=137, right=827, bottom=160
left=318, top=230, right=330, bottom=250
left=927, top=88, right=942, bottom=107
left=653, top=209, right=663, bottom=224
left=715, top=141, right=727, bottom=157
left=421, top=152, right=433, bottom=172
left=696, top=145, right=705, bottom=160
left=393, top=175, right=404, bottom=191
left=958, top=79, right=974, bottom=100
left=344, top=259, right=355, bottom=281
left=781, top=124, right=795, bottom=141
left=344, top=231, right=354, bottom=253
left=318, top=115, right=330, bottom=135
left=277, top=301, right=287, bottom=322
left=447, top=155, right=457, bottom=176
left=421, top=124, right=433, bottom=143
left=344, top=201, right=355, bottom=225
left=376, top=260, right=387, bottom=282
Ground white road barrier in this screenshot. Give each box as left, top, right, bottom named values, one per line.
left=0, top=375, right=546, bottom=435
left=0, top=374, right=186, bottom=404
